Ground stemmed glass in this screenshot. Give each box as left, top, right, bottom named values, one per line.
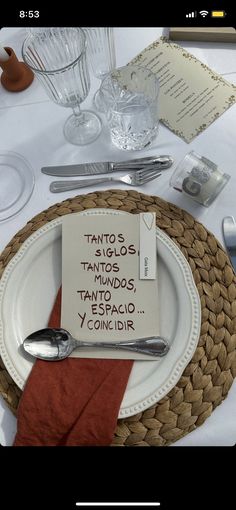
left=83, top=27, right=116, bottom=112
left=22, top=27, right=102, bottom=145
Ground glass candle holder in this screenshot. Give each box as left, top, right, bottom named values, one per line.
left=170, top=151, right=230, bottom=207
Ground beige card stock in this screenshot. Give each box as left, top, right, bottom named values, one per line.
left=130, top=38, right=236, bottom=142
left=61, top=211, right=159, bottom=360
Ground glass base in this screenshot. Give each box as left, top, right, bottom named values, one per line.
left=63, top=110, right=102, bottom=145
left=111, top=126, right=159, bottom=151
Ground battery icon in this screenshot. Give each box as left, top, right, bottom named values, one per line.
left=211, top=10, right=225, bottom=17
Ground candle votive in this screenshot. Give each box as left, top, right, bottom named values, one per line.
left=170, top=151, right=230, bottom=207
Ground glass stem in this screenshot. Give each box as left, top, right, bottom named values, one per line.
left=72, top=105, right=85, bottom=125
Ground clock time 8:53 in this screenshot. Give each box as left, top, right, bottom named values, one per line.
left=19, top=11, right=40, bottom=18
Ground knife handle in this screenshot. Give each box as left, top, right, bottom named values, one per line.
left=113, top=155, right=173, bottom=170
left=50, top=178, right=113, bottom=192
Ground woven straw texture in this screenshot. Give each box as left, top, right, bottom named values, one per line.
left=0, top=190, right=236, bottom=446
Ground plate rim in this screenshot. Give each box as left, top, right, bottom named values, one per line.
left=0, top=208, right=201, bottom=417
left=0, top=150, right=35, bottom=222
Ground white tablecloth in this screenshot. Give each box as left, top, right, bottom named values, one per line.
left=0, top=27, right=236, bottom=446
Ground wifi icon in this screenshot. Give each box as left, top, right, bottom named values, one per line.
left=199, top=10, right=209, bottom=17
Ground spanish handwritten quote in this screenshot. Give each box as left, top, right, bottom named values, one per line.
left=77, top=231, right=139, bottom=334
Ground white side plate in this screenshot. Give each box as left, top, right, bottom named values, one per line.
left=0, top=151, right=35, bottom=222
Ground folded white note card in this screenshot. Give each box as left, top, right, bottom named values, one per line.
left=61, top=211, right=159, bottom=360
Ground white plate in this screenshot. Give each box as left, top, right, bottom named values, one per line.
left=0, top=209, right=201, bottom=418
left=0, top=151, right=35, bottom=222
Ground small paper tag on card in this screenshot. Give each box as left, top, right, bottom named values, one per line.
left=139, top=213, right=156, bottom=280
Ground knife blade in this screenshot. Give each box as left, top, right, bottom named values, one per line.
left=222, top=216, right=236, bottom=272
left=41, top=155, right=173, bottom=176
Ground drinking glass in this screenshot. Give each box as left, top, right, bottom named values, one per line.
left=22, top=27, right=101, bottom=145
left=83, top=27, right=116, bottom=111
left=98, top=65, right=159, bottom=151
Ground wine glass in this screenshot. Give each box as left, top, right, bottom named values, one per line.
left=83, top=27, right=116, bottom=112
left=22, top=27, right=102, bottom=145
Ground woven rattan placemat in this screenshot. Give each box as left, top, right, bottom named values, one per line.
left=0, top=190, right=236, bottom=446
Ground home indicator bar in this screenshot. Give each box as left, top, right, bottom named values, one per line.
left=76, top=504, right=161, bottom=507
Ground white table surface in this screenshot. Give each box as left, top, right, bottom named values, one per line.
left=0, top=27, right=236, bottom=447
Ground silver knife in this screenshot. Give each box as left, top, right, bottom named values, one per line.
left=222, top=216, right=236, bottom=271
left=41, top=155, right=173, bottom=176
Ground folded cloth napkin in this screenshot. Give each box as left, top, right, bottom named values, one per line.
left=13, top=288, right=133, bottom=446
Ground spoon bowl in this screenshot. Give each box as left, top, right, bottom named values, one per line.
left=23, top=328, right=169, bottom=360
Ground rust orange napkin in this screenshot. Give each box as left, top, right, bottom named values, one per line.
left=13, top=288, right=133, bottom=446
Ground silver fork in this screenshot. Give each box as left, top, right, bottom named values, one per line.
left=50, top=167, right=162, bottom=193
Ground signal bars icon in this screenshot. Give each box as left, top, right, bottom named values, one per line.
left=186, top=11, right=196, bottom=17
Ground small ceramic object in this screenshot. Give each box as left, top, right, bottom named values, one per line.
left=0, top=46, right=34, bottom=92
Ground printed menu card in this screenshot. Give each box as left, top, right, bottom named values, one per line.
left=130, top=38, right=236, bottom=142
left=61, top=211, right=159, bottom=360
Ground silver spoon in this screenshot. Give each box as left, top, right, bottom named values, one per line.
left=23, top=328, right=169, bottom=360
